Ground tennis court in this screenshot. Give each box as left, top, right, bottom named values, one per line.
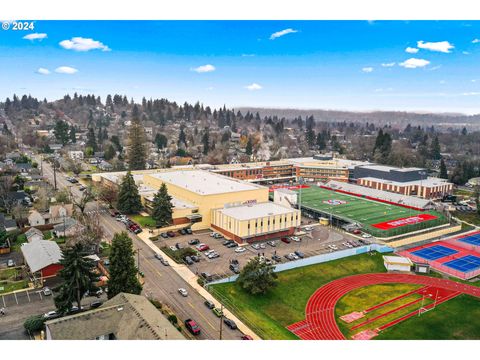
left=411, top=245, right=458, bottom=261
left=443, top=255, right=480, bottom=272
left=458, top=233, right=480, bottom=247
left=296, top=186, right=447, bottom=237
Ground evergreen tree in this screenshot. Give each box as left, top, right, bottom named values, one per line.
left=108, top=232, right=142, bottom=299
left=151, top=183, right=173, bottom=227
left=104, top=144, right=116, bottom=160
left=245, top=137, right=253, bottom=156
left=86, top=127, right=97, bottom=152
left=117, top=171, right=143, bottom=214
left=154, top=133, right=168, bottom=149
left=429, top=135, right=442, bottom=160
left=177, top=126, right=187, bottom=148
left=54, top=243, right=99, bottom=314
left=127, top=117, right=147, bottom=170
left=439, top=158, right=448, bottom=179
left=202, top=128, right=210, bottom=155
left=54, top=120, right=70, bottom=145
left=316, top=132, right=327, bottom=150
left=69, top=125, right=76, bottom=143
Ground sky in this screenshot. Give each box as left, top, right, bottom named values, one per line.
left=2, top=20, right=480, bottom=114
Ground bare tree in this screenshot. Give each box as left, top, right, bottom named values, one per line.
left=0, top=175, right=14, bottom=214
left=11, top=203, right=28, bottom=228
left=67, top=212, right=104, bottom=254
left=69, top=187, right=93, bottom=215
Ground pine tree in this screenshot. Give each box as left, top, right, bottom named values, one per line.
left=202, top=128, right=210, bottom=155
left=429, top=135, right=442, bottom=160
left=117, top=171, right=143, bottom=214
left=151, top=183, right=173, bottom=227
left=127, top=117, right=147, bottom=170
left=86, top=127, right=97, bottom=152
left=54, top=243, right=99, bottom=314
left=155, top=133, right=168, bottom=149
left=439, top=158, right=448, bottom=179
left=178, top=126, right=187, bottom=148
left=69, top=125, right=76, bottom=143
left=108, top=232, right=142, bottom=299
left=54, top=120, right=70, bottom=145
left=245, top=137, right=253, bottom=156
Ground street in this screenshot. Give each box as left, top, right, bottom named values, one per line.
left=36, top=156, right=241, bottom=340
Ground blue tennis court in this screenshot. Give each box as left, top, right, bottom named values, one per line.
left=411, top=245, right=458, bottom=261
left=458, top=233, right=480, bottom=247
left=444, top=255, right=480, bottom=272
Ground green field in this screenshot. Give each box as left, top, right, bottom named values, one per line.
left=210, top=252, right=388, bottom=340
left=130, top=214, right=157, bottom=228
left=297, top=186, right=448, bottom=237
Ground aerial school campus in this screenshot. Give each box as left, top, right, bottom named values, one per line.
left=93, top=158, right=480, bottom=340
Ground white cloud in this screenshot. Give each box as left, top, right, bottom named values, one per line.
left=241, top=54, right=256, bottom=57
left=362, top=67, right=373, bottom=73
left=55, top=66, right=78, bottom=74
left=405, top=47, right=419, bottom=54
left=381, top=62, right=396, bottom=67
left=23, top=33, right=47, bottom=41
left=463, top=51, right=470, bottom=55
left=472, top=39, right=480, bottom=44
left=59, top=37, right=110, bottom=52
left=462, top=92, right=480, bottom=96
left=245, top=83, right=262, bottom=91
left=36, top=67, right=50, bottom=75
left=191, top=64, right=216, bottom=73
left=374, top=87, right=393, bottom=93
left=270, top=28, right=298, bottom=40
left=399, top=58, right=430, bottom=69
left=417, top=40, right=454, bottom=53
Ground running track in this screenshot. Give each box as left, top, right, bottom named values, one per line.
left=287, top=273, right=480, bottom=340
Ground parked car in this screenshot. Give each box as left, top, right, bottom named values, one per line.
left=200, top=272, right=213, bottom=281
left=272, top=255, right=282, bottom=263
left=294, top=251, right=305, bottom=259
left=259, top=243, right=266, bottom=249
left=267, top=241, right=277, bottom=247
left=43, top=287, right=52, bottom=296
left=213, top=233, right=224, bottom=239
left=185, top=228, right=193, bottom=234
left=304, top=226, right=313, bottom=231
left=251, top=244, right=260, bottom=250
left=290, top=236, right=301, bottom=242
left=223, top=240, right=234, bottom=246
left=178, top=288, right=188, bottom=297
left=196, top=243, right=209, bottom=252
left=160, top=258, right=169, bottom=266
left=226, top=242, right=238, bottom=248
left=241, top=335, right=253, bottom=340
left=212, top=307, right=223, bottom=317
left=175, top=242, right=183, bottom=250
left=224, top=318, right=237, bottom=330
left=204, top=300, right=215, bottom=309
left=178, top=229, right=186, bottom=235
left=7, top=259, right=15, bottom=267
left=229, top=264, right=240, bottom=274
left=184, top=256, right=194, bottom=265
left=235, top=247, right=246, bottom=253
left=281, top=237, right=291, bottom=244
left=160, top=232, right=169, bottom=238
left=90, top=300, right=103, bottom=309
left=184, top=319, right=201, bottom=335
left=169, top=245, right=177, bottom=252
left=43, top=310, right=59, bottom=319
left=353, top=229, right=361, bottom=235
left=167, top=231, right=175, bottom=237
left=188, top=238, right=200, bottom=245
left=68, top=305, right=84, bottom=314
left=109, top=210, right=120, bottom=217
left=289, top=252, right=300, bottom=260
left=230, top=259, right=239, bottom=265
left=362, top=233, right=372, bottom=238
left=191, top=255, right=200, bottom=263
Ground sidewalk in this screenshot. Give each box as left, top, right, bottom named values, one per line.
left=137, top=231, right=261, bottom=340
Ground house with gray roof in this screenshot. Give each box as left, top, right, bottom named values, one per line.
left=21, top=239, right=63, bottom=279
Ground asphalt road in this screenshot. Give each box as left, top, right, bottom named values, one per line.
left=37, top=157, right=240, bottom=340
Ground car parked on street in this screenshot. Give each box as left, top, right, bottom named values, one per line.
left=212, top=307, right=223, bottom=317
left=90, top=300, right=103, bottom=308
left=178, top=288, right=188, bottom=297
left=43, top=310, right=59, bottom=319
left=224, top=318, right=237, bottom=330
left=184, top=319, right=201, bottom=335
left=204, top=300, right=215, bottom=309
left=160, top=258, right=169, bottom=266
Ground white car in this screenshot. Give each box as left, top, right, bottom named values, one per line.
left=178, top=288, right=188, bottom=297
left=235, top=247, right=247, bottom=253
left=290, top=236, right=301, bottom=242
left=259, top=243, right=266, bottom=249
left=43, top=287, right=52, bottom=296
left=251, top=244, right=260, bottom=250
left=304, top=226, right=313, bottom=231
left=362, top=233, right=372, bottom=238
left=204, top=250, right=215, bottom=256
left=169, top=246, right=177, bottom=252
left=289, top=253, right=300, bottom=260
left=43, top=310, right=57, bottom=319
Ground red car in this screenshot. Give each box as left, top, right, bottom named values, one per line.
left=196, top=244, right=209, bottom=252
left=241, top=335, right=253, bottom=340
left=184, top=319, right=201, bottom=335
left=280, top=237, right=291, bottom=244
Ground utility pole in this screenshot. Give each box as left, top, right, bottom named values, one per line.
left=219, top=304, right=224, bottom=340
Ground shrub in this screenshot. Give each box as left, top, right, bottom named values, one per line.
left=24, top=315, right=46, bottom=333
left=167, top=314, right=178, bottom=325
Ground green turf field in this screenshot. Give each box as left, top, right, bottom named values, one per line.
left=297, top=186, right=448, bottom=237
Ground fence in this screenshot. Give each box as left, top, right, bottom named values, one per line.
left=207, top=243, right=393, bottom=285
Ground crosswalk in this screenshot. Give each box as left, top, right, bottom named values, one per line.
left=84, top=209, right=108, bottom=216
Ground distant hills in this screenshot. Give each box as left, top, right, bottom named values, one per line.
left=237, top=107, right=480, bottom=129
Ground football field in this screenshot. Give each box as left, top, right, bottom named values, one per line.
left=297, top=186, right=448, bottom=237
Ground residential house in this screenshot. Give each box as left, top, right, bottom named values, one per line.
left=98, top=160, right=113, bottom=171
left=53, top=217, right=83, bottom=237
left=14, top=163, right=33, bottom=175
left=25, top=227, right=44, bottom=243
left=28, top=210, right=46, bottom=226
left=0, top=213, right=18, bottom=232
left=68, top=151, right=84, bottom=161
left=45, top=293, right=185, bottom=340
left=49, top=204, right=74, bottom=224
left=21, top=238, right=63, bottom=280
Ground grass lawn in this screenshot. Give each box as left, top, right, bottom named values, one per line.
left=454, top=211, right=480, bottom=226
left=296, top=186, right=448, bottom=238
left=376, top=294, right=480, bottom=340
left=210, top=252, right=388, bottom=340
left=131, top=214, right=157, bottom=228
left=43, top=230, right=52, bottom=239
left=0, top=279, right=29, bottom=294
left=0, top=267, right=20, bottom=280
left=12, top=233, right=27, bottom=251
left=335, top=283, right=425, bottom=338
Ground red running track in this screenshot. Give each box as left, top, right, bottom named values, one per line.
left=286, top=273, right=480, bottom=340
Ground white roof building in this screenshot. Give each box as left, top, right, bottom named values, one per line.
left=218, top=202, right=297, bottom=221
left=21, top=239, right=62, bottom=273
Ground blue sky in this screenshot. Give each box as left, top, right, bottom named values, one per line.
left=1, top=20, right=480, bottom=113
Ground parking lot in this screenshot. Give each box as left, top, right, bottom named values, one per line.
left=152, top=224, right=368, bottom=281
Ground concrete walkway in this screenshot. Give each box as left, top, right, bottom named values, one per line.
left=136, top=231, right=261, bottom=340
